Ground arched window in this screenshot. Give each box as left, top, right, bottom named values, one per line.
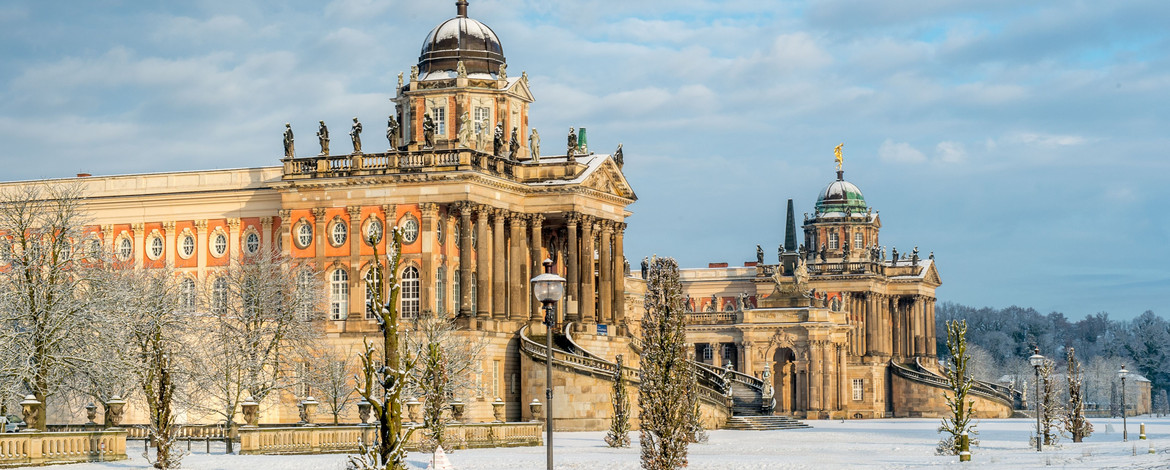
left=180, top=277, right=196, bottom=312
left=365, top=265, right=383, bottom=319
left=212, top=277, right=228, bottom=314
left=723, top=302, right=735, bottom=312
left=330, top=268, right=349, bottom=320
left=401, top=266, right=420, bottom=319
left=436, top=266, right=446, bottom=314
left=470, top=272, right=477, bottom=312
left=828, top=231, right=839, bottom=250
left=296, top=269, right=316, bottom=321
left=453, top=272, right=461, bottom=313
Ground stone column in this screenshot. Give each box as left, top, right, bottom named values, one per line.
left=822, top=340, right=834, bottom=412
left=312, top=208, right=327, bottom=263
left=927, top=298, right=937, bottom=357
left=261, top=216, right=273, bottom=251
left=163, top=222, right=176, bottom=266
left=865, top=294, right=877, bottom=356
left=913, top=296, right=925, bottom=356
left=565, top=213, right=579, bottom=322
left=195, top=220, right=208, bottom=271
left=277, top=210, right=291, bottom=258
left=528, top=214, right=544, bottom=322
left=508, top=213, right=526, bottom=321
left=838, top=343, right=848, bottom=410
left=491, top=209, right=506, bottom=320
left=457, top=203, right=474, bottom=318
left=227, top=218, right=241, bottom=261
left=347, top=206, right=362, bottom=320
left=419, top=203, right=438, bottom=315
left=807, top=342, right=822, bottom=412
left=579, top=218, right=596, bottom=324
left=781, top=362, right=794, bottom=412
left=475, top=206, right=491, bottom=320
left=612, top=222, right=626, bottom=324
left=598, top=221, right=613, bottom=324
left=131, top=223, right=144, bottom=269
left=741, top=341, right=753, bottom=375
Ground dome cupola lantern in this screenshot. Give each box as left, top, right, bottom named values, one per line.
left=417, top=0, right=506, bottom=79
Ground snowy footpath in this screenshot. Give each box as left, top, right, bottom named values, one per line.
left=41, top=417, right=1170, bottom=469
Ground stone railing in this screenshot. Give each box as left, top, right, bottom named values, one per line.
left=0, top=430, right=127, bottom=467
left=281, top=149, right=526, bottom=180
left=239, top=423, right=542, bottom=455
left=685, top=312, right=738, bottom=325
left=890, top=360, right=1013, bottom=407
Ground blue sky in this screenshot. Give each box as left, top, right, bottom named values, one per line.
left=1, top=0, right=1168, bottom=320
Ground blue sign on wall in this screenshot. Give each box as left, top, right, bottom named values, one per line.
left=597, top=324, right=608, bottom=336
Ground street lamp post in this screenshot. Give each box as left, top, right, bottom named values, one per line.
left=1119, top=364, right=1129, bottom=442
left=1028, top=348, right=1045, bottom=452
left=531, top=259, right=565, bottom=470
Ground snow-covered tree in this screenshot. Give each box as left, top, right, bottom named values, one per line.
left=1064, top=347, right=1093, bottom=443
left=1154, top=389, right=1169, bottom=417
left=186, top=248, right=322, bottom=454
left=604, top=354, right=631, bottom=448
left=0, top=183, right=107, bottom=428
left=1039, top=358, right=1061, bottom=446
left=349, top=229, right=415, bottom=470
left=303, top=346, right=358, bottom=425
left=639, top=256, right=691, bottom=470
left=417, top=341, right=450, bottom=451
left=937, top=319, right=978, bottom=456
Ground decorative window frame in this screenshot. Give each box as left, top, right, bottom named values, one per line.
left=828, top=231, right=840, bottom=250
left=115, top=232, right=134, bottom=261
left=242, top=226, right=262, bottom=255
left=398, top=213, right=420, bottom=245
left=209, top=227, right=229, bottom=259
left=294, top=218, right=313, bottom=249
left=852, top=378, right=864, bottom=401
left=179, top=276, right=197, bottom=313
left=146, top=229, right=165, bottom=261
left=426, top=98, right=447, bottom=137
left=363, top=215, right=384, bottom=246
left=437, top=215, right=446, bottom=246
left=400, top=262, right=421, bottom=319
left=328, top=216, right=348, bottom=248
left=82, top=234, right=103, bottom=261
left=329, top=265, right=349, bottom=321
left=853, top=231, right=864, bottom=250
left=178, top=229, right=197, bottom=260
left=0, top=236, right=11, bottom=265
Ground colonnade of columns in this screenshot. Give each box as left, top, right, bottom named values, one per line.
left=847, top=292, right=936, bottom=360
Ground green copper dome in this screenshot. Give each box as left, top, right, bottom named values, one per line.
left=815, top=171, right=867, bottom=214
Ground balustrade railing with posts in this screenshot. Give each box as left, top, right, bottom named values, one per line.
left=0, top=430, right=126, bottom=466
left=238, top=423, right=542, bottom=455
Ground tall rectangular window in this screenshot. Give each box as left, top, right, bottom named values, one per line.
left=453, top=273, right=461, bottom=313
left=854, top=231, right=864, bottom=250
left=401, top=266, right=420, bottom=319
left=474, top=107, right=490, bottom=134
left=852, top=378, right=864, bottom=401
left=492, top=360, right=501, bottom=398
left=433, top=107, right=446, bottom=136
left=470, top=272, right=477, bottom=312
left=828, top=231, right=839, bottom=250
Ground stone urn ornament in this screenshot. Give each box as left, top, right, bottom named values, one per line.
left=406, top=397, right=421, bottom=424
left=85, top=403, right=98, bottom=425
left=357, top=399, right=372, bottom=425
left=299, top=397, right=319, bottom=426
left=529, top=398, right=543, bottom=422
left=450, top=400, right=466, bottom=423
left=104, top=395, right=126, bottom=428
left=241, top=397, right=260, bottom=426
left=492, top=397, right=506, bottom=423
left=20, top=395, right=41, bottom=432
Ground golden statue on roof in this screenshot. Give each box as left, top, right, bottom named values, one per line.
left=834, top=143, right=844, bottom=171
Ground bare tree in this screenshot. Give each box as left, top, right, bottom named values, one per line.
left=1064, top=347, right=1093, bottom=443
left=1039, top=358, right=1061, bottom=446
left=937, top=320, right=978, bottom=456
left=186, top=248, right=321, bottom=453
left=402, top=309, right=486, bottom=451
left=303, top=346, right=358, bottom=425
left=604, top=354, right=631, bottom=448
left=639, top=256, right=691, bottom=470
left=0, top=183, right=107, bottom=427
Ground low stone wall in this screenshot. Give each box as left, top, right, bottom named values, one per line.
left=890, top=373, right=1012, bottom=419
left=0, top=430, right=127, bottom=468
left=239, top=423, right=542, bottom=455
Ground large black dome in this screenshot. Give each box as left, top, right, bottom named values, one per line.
left=418, top=1, right=506, bottom=79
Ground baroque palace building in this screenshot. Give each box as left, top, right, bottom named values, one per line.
left=4, top=2, right=1013, bottom=428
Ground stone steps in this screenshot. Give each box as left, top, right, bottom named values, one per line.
left=724, top=415, right=812, bottom=431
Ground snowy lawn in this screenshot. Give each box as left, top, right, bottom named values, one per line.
left=46, top=417, right=1170, bottom=469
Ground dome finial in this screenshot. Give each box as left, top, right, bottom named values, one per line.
left=457, top=0, right=468, bottom=17
left=833, top=142, right=844, bottom=180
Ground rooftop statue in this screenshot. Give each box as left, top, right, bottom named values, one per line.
left=614, top=143, right=624, bottom=167
left=777, top=244, right=784, bottom=264
left=457, top=113, right=473, bottom=148
left=317, top=120, right=329, bottom=155
left=422, top=114, right=435, bottom=148
left=397, top=72, right=404, bottom=89
left=529, top=128, right=541, bottom=162
left=493, top=121, right=504, bottom=156
left=756, top=245, right=764, bottom=264
left=476, top=117, right=489, bottom=151
left=640, top=257, right=648, bottom=279
left=456, top=60, right=467, bottom=79
left=283, top=123, right=294, bottom=158
left=410, top=65, right=419, bottom=83
left=386, top=115, right=399, bottom=149
left=509, top=127, right=520, bottom=158
left=834, top=142, right=844, bottom=171
left=350, top=117, right=362, bottom=153
left=498, top=63, right=507, bottom=81
left=567, top=127, right=577, bottom=159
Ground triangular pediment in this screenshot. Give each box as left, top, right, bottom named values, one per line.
left=506, top=77, right=535, bottom=103
left=581, top=157, right=637, bottom=200
left=923, top=262, right=942, bottom=286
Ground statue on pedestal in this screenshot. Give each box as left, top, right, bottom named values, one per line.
left=350, top=117, right=362, bottom=153
left=456, top=60, right=467, bottom=79
left=477, top=118, right=489, bottom=151
left=509, top=127, right=520, bottom=158
left=493, top=122, right=504, bottom=156
left=283, top=123, right=294, bottom=158
left=397, top=72, right=404, bottom=89
left=410, top=65, right=419, bottom=82
left=498, top=64, right=507, bottom=81
left=640, top=257, right=649, bottom=279
left=317, top=120, right=329, bottom=155
left=422, top=114, right=435, bottom=148
left=457, top=113, right=473, bottom=148
left=567, top=127, right=577, bottom=159
left=614, top=143, right=624, bottom=167
left=756, top=245, right=764, bottom=264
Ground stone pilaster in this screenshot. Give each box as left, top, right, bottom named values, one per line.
left=131, top=223, right=144, bottom=269
left=491, top=209, right=506, bottom=320
left=419, top=203, right=438, bottom=316
left=277, top=210, right=291, bottom=258
left=598, top=221, right=613, bottom=324
left=612, top=222, right=626, bottom=325
left=579, top=218, right=596, bottom=324
left=311, top=208, right=327, bottom=263
left=475, top=206, right=491, bottom=320
left=347, top=206, right=362, bottom=320
left=508, top=212, right=526, bottom=321
left=807, top=341, right=822, bottom=412
left=565, top=213, right=579, bottom=322
left=260, top=216, right=273, bottom=252
left=528, top=213, right=544, bottom=322
left=195, top=220, right=208, bottom=272
left=227, top=218, right=241, bottom=262
left=457, top=202, right=474, bottom=318
left=163, top=222, right=176, bottom=266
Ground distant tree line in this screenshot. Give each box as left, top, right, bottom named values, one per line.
left=935, top=302, right=1170, bottom=410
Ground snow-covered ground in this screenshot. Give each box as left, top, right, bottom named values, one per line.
left=47, top=417, right=1170, bottom=469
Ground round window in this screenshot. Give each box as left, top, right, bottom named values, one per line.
left=117, top=237, right=133, bottom=261
left=212, top=232, right=228, bottom=257
left=401, top=217, right=419, bottom=244
left=149, top=236, right=164, bottom=260
left=365, top=218, right=383, bottom=245
left=245, top=232, right=260, bottom=254
left=180, top=234, right=196, bottom=258
left=296, top=222, right=313, bottom=249
left=331, top=220, right=348, bottom=246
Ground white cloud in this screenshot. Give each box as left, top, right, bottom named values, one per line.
left=878, top=139, right=926, bottom=163
left=935, top=141, right=966, bottom=163
left=1008, top=132, right=1089, bottom=147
